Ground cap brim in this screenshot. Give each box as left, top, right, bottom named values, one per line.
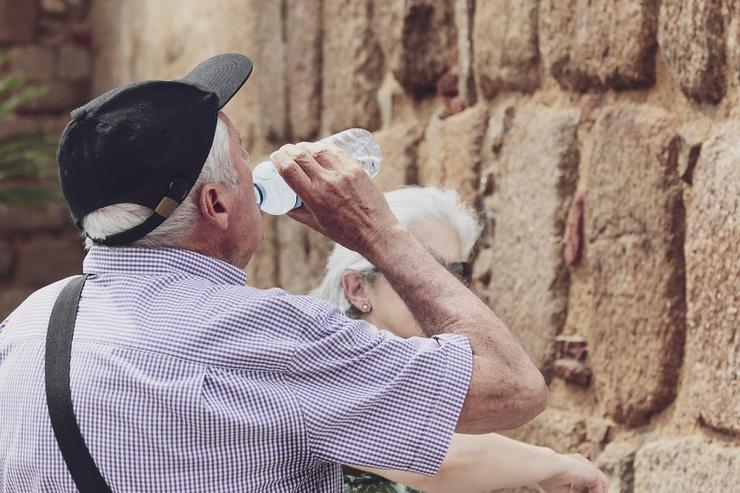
left=181, top=53, right=253, bottom=109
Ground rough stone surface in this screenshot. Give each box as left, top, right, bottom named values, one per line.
left=58, top=43, right=91, bottom=80
left=596, top=442, right=637, bottom=493
left=454, top=0, right=476, bottom=105
left=391, top=0, right=457, bottom=95
left=587, top=105, right=685, bottom=427
left=473, top=0, right=539, bottom=99
left=419, top=104, right=488, bottom=204
left=285, top=0, right=322, bottom=141
left=659, top=0, right=726, bottom=104
left=539, top=0, right=658, bottom=91
left=372, top=124, right=423, bottom=191
left=485, top=104, right=579, bottom=369
left=685, top=121, right=740, bottom=434
left=322, top=0, right=383, bottom=133
left=246, top=215, right=278, bottom=289
left=276, top=219, right=332, bottom=295
left=634, top=437, right=740, bottom=493
left=8, top=45, right=56, bottom=80
left=0, top=204, right=70, bottom=233
left=14, top=234, right=84, bottom=288
left=507, top=408, right=612, bottom=458
left=0, top=0, right=39, bottom=43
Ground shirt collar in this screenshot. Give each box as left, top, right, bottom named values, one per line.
left=83, top=245, right=248, bottom=286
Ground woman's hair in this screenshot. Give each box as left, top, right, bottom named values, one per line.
left=310, top=186, right=482, bottom=314
left=81, top=115, right=239, bottom=249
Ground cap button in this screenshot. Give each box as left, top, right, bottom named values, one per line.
left=70, top=106, right=87, bottom=121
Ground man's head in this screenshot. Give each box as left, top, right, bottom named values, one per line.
left=57, top=54, right=262, bottom=267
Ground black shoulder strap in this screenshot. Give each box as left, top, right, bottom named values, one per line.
left=44, top=274, right=113, bottom=493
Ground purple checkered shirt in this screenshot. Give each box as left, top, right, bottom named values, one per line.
left=0, top=245, right=472, bottom=492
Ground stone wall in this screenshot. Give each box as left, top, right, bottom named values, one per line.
left=2, top=0, right=738, bottom=490
left=0, top=0, right=92, bottom=318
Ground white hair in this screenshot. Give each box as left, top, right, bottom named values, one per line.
left=310, top=186, right=482, bottom=313
left=82, top=115, right=239, bottom=248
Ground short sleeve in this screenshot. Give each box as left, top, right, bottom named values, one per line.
left=285, top=305, right=472, bottom=476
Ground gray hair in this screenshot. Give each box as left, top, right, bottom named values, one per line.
left=82, top=115, right=239, bottom=248
left=310, top=186, right=482, bottom=314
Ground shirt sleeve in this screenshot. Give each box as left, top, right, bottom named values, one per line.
left=285, top=303, right=473, bottom=476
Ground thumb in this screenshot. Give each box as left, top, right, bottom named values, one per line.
left=287, top=206, right=325, bottom=234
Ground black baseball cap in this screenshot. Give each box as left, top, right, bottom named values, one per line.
left=57, top=53, right=253, bottom=246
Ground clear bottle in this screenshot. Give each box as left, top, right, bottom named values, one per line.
left=252, top=128, right=382, bottom=215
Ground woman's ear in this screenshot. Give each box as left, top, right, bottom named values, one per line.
left=199, top=182, right=231, bottom=231
left=341, top=270, right=371, bottom=312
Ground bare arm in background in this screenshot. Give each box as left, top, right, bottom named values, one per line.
left=270, top=143, right=548, bottom=432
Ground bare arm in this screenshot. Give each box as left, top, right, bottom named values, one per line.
left=349, top=433, right=607, bottom=493
left=271, top=143, right=547, bottom=432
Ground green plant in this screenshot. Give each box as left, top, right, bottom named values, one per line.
left=0, top=52, right=60, bottom=209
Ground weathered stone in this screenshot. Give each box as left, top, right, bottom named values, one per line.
left=507, top=408, right=612, bottom=458
left=20, top=80, right=90, bottom=113
left=246, top=214, right=278, bottom=289
left=41, top=0, right=67, bottom=15
left=0, top=240, right=14, bottom=277
left=391, top=0, right=457, bottom=95
left=15, top=234, right=84, bottom=288
left=659, top=0, right=726, bottom=104
left=373, top=0, right=403, bottom=68
left=634, top=437, right=740, bottom=493
left=8, top=45, right=56, bottom=80
left=685, top=121, right=740, bottom=434
left=276, top=218, right=332, bottom=295
left=419, top=104, right=488, bottom=204
left=552, top=359, right=592, bottom=387
left=473, top=0, right=539, bottom=99
left=285, top=0, right=322, bottom=141
left=586, top=105, right=685, bottom=427
left=454, top=0, right=476, bottom=105
left=0, top=204, right=71, bottom=233
left=675, top=119, right=713, bottom=185
left=484, top=104, right=579, bottom=369
left=322, top=0, right=383, bottom=133
left=0, top=0, right=39, bottom=43
left=554, top=335, right=588, bottom=361
left=373, top=124, right=423, bottom=191
left=596, top=442, right=637, bottom=493
left=539, top=0, right=658, bottom=91
left=58, top=43, right=91, bottom=80
left=0, top=287, right=35, bottom=321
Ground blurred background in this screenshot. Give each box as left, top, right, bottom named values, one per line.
left=0, top=0, right=738, bottom=491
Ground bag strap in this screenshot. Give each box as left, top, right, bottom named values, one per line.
left=44, top=274, right=113, bottom=493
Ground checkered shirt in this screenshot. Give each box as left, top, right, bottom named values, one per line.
left=0, top=245, right=472, bottom=492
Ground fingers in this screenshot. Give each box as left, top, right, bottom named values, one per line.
left=271, top=144, right=326, bottom=184
left=270, top=147, right=313, bottom=196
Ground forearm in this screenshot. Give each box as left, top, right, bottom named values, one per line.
left=350, top=433, right=567, bottom=493
left=363, top=225, right=547, bottom=430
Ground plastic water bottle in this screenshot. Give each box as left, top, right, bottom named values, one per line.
left=252, top=128, right=382, bottom=215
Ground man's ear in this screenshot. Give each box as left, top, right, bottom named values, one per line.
left=198, top=183, right=231, bottom=231
left=341, top=270, right=371, bottom=311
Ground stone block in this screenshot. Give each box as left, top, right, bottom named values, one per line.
left=634, top=437, right=740, bottom=493
left=658, top=0, right=726, bottom=104
left=322, top=0, right=384, bottom=134
left=253, top=0, right=287, bottom=145
left=419, top=104, right=488, bottom=204
left=539, top=0, right=658, bottom=91
left=586, top=105, right=685, bottom=427
left=20, top=80, right=90, bottom=113
left=595, top=441, right=637, bottom=493
left=0, top=0, right=39, bottom=43
left=285, top=0, right=322, bottom=141
left=58, top=43, right=91, bottom=80
left=372, top=124, right=423, bottom=191
left=246, top=214, right=278, bottom=289
left=276, top=218, right=333, bottom=295
left=454, top=0, right=476, bottom=105
left=484, top=104, right=580, bottom=369
left=473, top=0, right=539, bottom=99
left=685, top=121, right=740, bottom=434
left=8, top=45, right=56, bottom=81
left=0, top=203, right=71, bottom=233
left=507, top=408, right=612, bottom=458
left=0, top=287, right=35, bottom=321
left=391, top=0, right=457, bottom=95
left=15, top=234, right=84, bottom=288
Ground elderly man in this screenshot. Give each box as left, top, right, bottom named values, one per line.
left=0, top=54, right=547, bottom=492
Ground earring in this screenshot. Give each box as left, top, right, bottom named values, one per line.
left=361, top=303, right=371, bottom=313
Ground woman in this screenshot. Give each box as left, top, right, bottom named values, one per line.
left=311, top=186, right=607, bottom=493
